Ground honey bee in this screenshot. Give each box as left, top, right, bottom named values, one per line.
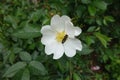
left=62, top=35, right=68, bottom=43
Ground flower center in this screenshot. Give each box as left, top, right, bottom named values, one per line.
left=56, top=31, right=66, bottom=42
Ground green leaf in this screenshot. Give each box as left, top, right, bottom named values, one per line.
left=12, top=23, right=41, bottom=39
left=103, top=16, right=115, bottom=25
left=12, top=70, right=23, bottom=80
left=96, top=18, right=102, bottom=25
left=79, top=44, right=93, bottom=55
left=73, top=73, right=81, bottom=80
left=81, top=0, right=91, bottom=4
left=3, top=62, right=26, bottom=77
left=42, top=18, right=50, bottom=25
left=30, top=10, right=43, bottom=22
left=93, top=1, right=107, bottom=10
left=19, top=51, right=32, bottom=62
left=104, top=16, right=115, bottom=22
left=116, top=60, right=120, bottom=64
left=76, top=5, right=86, bottom=18
left=3, top=50, right=13, bottom=64
left=13, top=47, right=22, bottom=54
left=0, top=43, right=4, bottom=52
left=85, top=36, right=95, bottom=46
left=4, top=15, right=18, bottom=28
left=21, top=68, right=30, bottom=80
left=29, top=61, right=47, bottom=75
left=103, top=55, right=109, bottom=63
left=65, top=76, right=70, bottom=80
left=9, top=53, right=15, bottom=64
left=88, top=5, right=96, bottom=16
left=94, top=32, right=111, bottom=47
left=103, top=19, right=108, bottom=25
left=87, top=26, right=96, bottom=32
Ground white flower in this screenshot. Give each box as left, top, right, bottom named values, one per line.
left=41, top=15, right=82, bottom=59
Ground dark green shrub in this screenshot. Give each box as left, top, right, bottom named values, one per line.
left=0, top=0, right=120, bottom=80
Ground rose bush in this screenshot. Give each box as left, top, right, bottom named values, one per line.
left=0, top=0, right=120, bottom=80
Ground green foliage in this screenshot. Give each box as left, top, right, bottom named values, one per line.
left=29, top=61, right=47, bottom=75
left=0, top=0, right=120, bottom=80
left=19, top=51, right=32, bottom=62
left=94, top=32, right=111, bottom=47
left=3, top=62, right=27, bottom=77
left=73, top=73, right=81, bottom=80
left=93, top=1, right=107, bottom=10
left=21, top=68, right=30, bottom=80
left=12, top=23, right=41, bottom=39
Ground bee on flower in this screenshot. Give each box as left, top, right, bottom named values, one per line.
left=41, top=15, right=82, bottom=59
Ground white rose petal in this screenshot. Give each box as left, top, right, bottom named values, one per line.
left=51, top=15, right=65, bottom=32
left=41, top=25, right=56, bottom=45
left=74, top=27, right=82, bottom=36
left=65, top=21, right=75, bottom=38
left=45, top=41, right=64, bottom=59
left=64, top=38, right=76, bottom=57
left=61, top=15, right=71, bottom=22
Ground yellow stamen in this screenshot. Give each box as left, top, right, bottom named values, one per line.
left=56, top=31, right=66, bottom=42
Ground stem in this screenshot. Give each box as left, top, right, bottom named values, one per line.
left=69, top=59, right=72, bottom=80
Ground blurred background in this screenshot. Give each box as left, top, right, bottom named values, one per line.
left=0, top=0, right=120, bottom=80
